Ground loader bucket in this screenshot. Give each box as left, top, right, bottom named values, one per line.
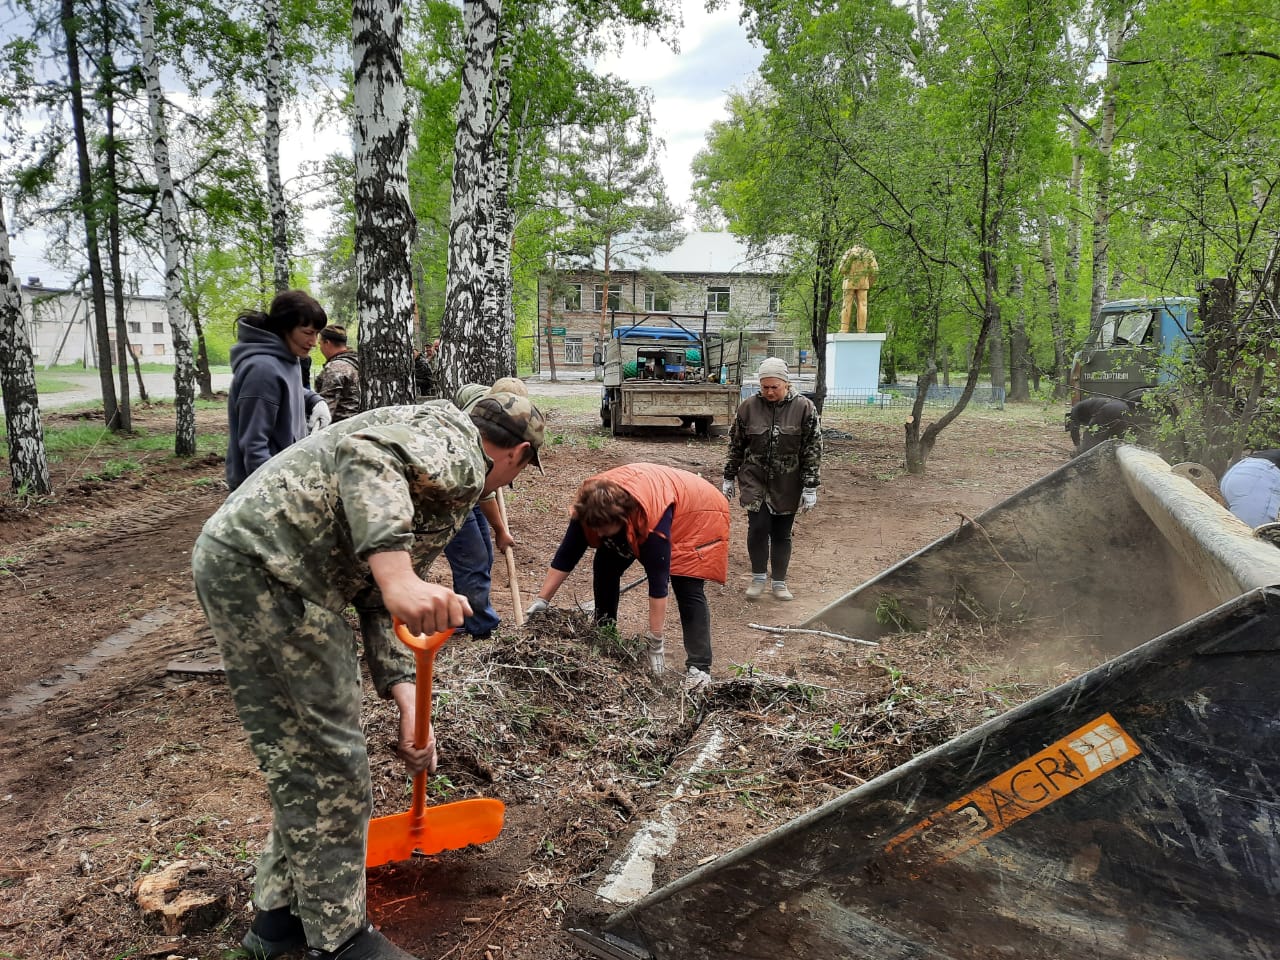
left=805, top=440, right=1280, bottom=653
left=571, top=587, right=1280, bottom=960
left=567, top=442, right=1280, bottom=960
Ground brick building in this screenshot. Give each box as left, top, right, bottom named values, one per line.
left=19, top=280, right=186, bottom=367
left=535, top=232, right=800, bottom=376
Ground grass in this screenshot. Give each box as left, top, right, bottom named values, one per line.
left=822, top=398, right=1063, bottom=429
left=32, top=376, right=81, bottom=394
left=531, top=393, right=604, bottom=417
left=2, top=419, right=226, bottom=464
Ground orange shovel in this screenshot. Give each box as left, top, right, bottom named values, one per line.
left=365, top=621, right=505, bottom=868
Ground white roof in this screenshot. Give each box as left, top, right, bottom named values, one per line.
left=605, top=231, right=786, bottom=275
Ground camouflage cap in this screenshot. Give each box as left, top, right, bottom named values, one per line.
left=470, top=392, right=546, bottom=472
left=488, top=376, right=529, bottom=398
left=455, top=382, right=490, bottom=412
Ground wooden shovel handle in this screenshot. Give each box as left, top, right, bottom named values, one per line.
left=496, top=488, right=524, bottom=626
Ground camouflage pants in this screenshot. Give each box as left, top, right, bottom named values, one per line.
left=192, top=537, right=369, bottom=951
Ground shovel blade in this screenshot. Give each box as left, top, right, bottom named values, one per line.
left=366, top=798, right=506, bottom=868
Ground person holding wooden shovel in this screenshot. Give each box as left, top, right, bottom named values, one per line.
left=443, top=377, right=531, bottom=639
left=192, top=393, right=544, bottom=960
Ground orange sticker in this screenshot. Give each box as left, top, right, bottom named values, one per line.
left=884, top=713, right=1141, bottom=870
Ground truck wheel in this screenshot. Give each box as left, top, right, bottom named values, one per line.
left=601, top=404, right=611, bottom=429
left=694, top=417, right=712, bottom=438
left=610, top=402, right=625, bottom=437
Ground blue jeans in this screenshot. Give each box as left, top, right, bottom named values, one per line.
left=444, top=507, right=500, bottom=637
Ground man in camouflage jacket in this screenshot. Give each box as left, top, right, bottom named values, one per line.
left=722, top=357, right=822, bottom=601
left=315, top=325, right=363, bottom=423
left=192, top=394, right=544, bottom=960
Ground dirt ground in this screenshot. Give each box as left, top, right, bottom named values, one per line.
left=0, top=395, right=1072, bottom=959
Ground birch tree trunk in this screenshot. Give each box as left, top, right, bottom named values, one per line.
left=141, top=0, right=196, bottom=455
left=1064, top=125, right=1083, bottom=306
left=1008, top=263, right=1030, bottom=401
left=1036, top=203, right=1069, bottom=397
left=440, top=0, right=502, bottom=398
left=1089, top=21, right=1121, bottom=333
left=60, top=0, right=119, bottom=429
left=0, top=197, right=52, bottom=495
left=264, top=0, right=290, bottom=292
left=353, top=0, right=417, bottom=407
left=483, top=33, right=516, bottom=372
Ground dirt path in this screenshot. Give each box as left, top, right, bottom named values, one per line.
left=0, top=399, right=1071, bottom=958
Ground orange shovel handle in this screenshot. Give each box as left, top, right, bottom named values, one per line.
left=392, top=620, right=453, bottom=821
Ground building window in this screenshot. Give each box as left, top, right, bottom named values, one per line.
left=593, top=283, right=622, bottom=312
left=561, top=283, right=581, bottom=311
left=644, top=288, right=671, bottom=313
left=152, top=321, right=165, bottom=333
left=564, top=336, right=584, bottom=364
left=767, top=338, right=796, bottom=365
left=128, top=321, right=141, bottom=334
left=768, top=286, right=781, bottom=316
left=152, top=343, right=166, bottom=356
left=706, top=286, right=731, bottom=313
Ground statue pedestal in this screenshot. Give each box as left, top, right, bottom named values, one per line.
left=826, top=333, right=886, bottom=395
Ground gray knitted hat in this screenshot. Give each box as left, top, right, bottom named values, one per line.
left=757, top=357, right=791, bottom=384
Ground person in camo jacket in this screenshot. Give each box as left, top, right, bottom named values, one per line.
left=191, top=393, right=545, bottom=960
left=314, top=324, right=363, bottom=423
left=722, top=356, right=822, bottom=602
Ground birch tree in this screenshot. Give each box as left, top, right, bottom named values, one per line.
left=353, top=0, right=417, bottom=407
left=438, top=0, right=502, bottom=397
left=140, top=0, right=196, bottom=455
left=264, top=0, right=290, bottom=291
left=0, top=195, right=52, bottom=496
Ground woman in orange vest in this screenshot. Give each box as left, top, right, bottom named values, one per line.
left=526, top=464, right=729, bottom=693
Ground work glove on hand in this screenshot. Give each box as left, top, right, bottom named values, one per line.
left=308, top=399, right=332, bottom=434
left=721, top=478, right=735, bottom=500
left=799, top=487, right=818, bottom=513
left=645, top=631, right=666, bottom=676
left=525, top=597, right=549, bottom=616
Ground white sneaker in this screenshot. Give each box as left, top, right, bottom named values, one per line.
left=771, top=582, right=794, bottom=601
left=745, top=578, right=767, bottom=599
left=683, top=667, right=712, bottom=693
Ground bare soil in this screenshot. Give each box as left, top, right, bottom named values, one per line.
left=0, top=397, right=1072, bottom=959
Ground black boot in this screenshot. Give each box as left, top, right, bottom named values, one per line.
left=242, top=906, right=306, bottom=959
left=305, top=923, right=419, bottom=960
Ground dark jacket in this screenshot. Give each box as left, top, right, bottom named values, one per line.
left=226, top=320, right=322, bottom=490
left=724, top=390, right=822, bottom=513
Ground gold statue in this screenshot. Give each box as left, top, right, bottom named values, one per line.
left=838, top=246, right=878, bottom=333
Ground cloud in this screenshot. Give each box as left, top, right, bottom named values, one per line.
left=596, top=2, right=762, bottom=214
left=648, top=20, right=761, bottom=99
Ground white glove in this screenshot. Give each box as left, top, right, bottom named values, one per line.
left=800, top=487, right=818, bottom=513
left=721, top=478, right=735, bottom=500
left=526, top=597, right=549, bottom=616
left=308, top=399, right=332, bottom=434
left=645, top=631, right=665, bottom=676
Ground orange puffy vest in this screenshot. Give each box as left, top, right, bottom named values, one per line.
left=585, top=464, right=730, bottom=584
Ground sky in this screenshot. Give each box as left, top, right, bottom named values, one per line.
left=6, top=0, right=763, bottom=293
left=596, top=2, right=763, bottom=219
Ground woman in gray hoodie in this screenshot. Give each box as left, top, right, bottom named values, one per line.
left=226, top=290, right=332, bottom=490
